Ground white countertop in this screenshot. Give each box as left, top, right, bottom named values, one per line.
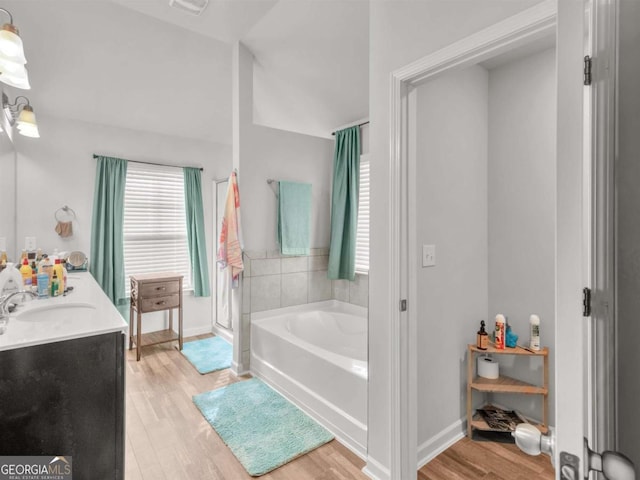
left=0, top=272, right=128, bottom=351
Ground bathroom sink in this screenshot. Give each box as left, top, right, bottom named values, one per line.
left=15, top=302, right=96, bottom=322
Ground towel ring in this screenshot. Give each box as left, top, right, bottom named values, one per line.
left=55, top=206, right=76, bottom=222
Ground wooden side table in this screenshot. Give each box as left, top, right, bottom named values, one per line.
left=129, top=272, right=183, bottom=361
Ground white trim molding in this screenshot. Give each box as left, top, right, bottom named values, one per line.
left=417, top=420, right=466, bottom=470
left=386, top=1, right=556, bottom=477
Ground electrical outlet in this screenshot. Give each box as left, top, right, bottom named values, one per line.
left=422, top=244, right=436, bottom=267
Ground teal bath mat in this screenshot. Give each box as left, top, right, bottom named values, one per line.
left=193, top=378, right=334, bottom=476
left=181, top=336, right=232, bottom=374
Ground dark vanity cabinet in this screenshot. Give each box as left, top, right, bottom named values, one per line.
left=0, top=332, right=125, bottom=479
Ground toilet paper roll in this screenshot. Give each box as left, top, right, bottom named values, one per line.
left=477, top=356, right=499, bottom=379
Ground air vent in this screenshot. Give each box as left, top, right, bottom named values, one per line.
left=169, top=0, right=209, bottom=15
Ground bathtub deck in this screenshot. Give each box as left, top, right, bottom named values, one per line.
left=125, top=334, right=368, bottom=480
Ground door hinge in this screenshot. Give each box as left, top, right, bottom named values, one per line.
left=583, top=287, right=592, bottom=317
left=584, top=55, right=592, bottom=86
left=400, top=299, right=407, bottom=312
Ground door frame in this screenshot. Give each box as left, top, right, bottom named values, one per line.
left=587, top=0, right=618, bottom=456
left=387, top=2, right=557, bottom=477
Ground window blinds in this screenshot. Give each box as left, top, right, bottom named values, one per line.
left=355, top=155, right=370, bottom=274
left=123, top=162, right=191, bottom=294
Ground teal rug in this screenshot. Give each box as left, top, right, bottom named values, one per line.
left=193, top=378, right=334, bottom=476
left=181, top=336, right=232, bottom=374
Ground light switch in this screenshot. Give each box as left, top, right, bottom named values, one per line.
left=25, top=236, right=36, bottom=251
left=422, top=244, right=436, bottom=267
left=0, top=237, right=5, bottom=252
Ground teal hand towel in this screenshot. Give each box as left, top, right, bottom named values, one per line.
left=278, top=181, right=312, bottom=256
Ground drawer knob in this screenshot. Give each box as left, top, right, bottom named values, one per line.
left=156, top=301, right=166, bottom=306
left=156, top=287, right=165, bottom=291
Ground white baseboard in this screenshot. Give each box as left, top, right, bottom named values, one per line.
left=417, top=418, right=466, bottom=470
left=211, top=323, right=233, bottom=343
left=183, top=325, right=213, bottom=339
left=362, top=456, right=391, bottom=480
left=231, top=361, right=250, bottom=377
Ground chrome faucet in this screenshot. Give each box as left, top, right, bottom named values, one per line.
left=0, top=290, right=37, bottom=314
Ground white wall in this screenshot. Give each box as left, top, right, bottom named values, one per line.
left=487, top=47, right=556, bottom=423
left=617, top=0, right=640, bottom=471
left=241, top=124, right=333, bottom=253
left=368, top=1, right=543, bottom=475
left=14, top=113, right=231, bottom=336
left=416, top=65, right=489, bottom=451
left=232, top=42, right=334, bottom=372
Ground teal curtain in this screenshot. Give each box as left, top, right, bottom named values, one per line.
left=90, top=155, right=128, bottom=312
left=184, top=167, right=211, bottom=297
left=328, top=126, right=361, bottom=280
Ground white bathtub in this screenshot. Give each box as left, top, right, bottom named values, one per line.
left=250, top=300, right=367, bottom=458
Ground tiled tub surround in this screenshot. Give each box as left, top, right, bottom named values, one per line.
left=239, top=248, right=369, bottom=368
left=243, top=249, right=369, bottom=312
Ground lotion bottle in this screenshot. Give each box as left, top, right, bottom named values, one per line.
left=529, top=314, right=541, bottom=351
left=476, top=320, right=488, bottom=350
left=495, top=314, right=506, bottom=350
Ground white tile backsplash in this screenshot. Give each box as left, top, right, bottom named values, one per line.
left=251, top=258, right=281, bottom=277
left=281, top=272, right=309, bottom=307
left=250, top=275, right=281, bottom=312
left=309, top=271, right=332, bottom=302
left=281, top=256, right=308, bottom=274
left=244, top=249, right=368, bottom=315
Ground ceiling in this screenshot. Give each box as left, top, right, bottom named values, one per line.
left=4, top=0, right=369, bottom=143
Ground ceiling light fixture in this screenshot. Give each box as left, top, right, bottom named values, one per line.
left=0, top=8, right=29, bottom=90
left=3, top=93, right=39, bottom=138
left=169, top=0, right=209, bottom=16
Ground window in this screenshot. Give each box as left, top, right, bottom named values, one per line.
left=123, top=162, right=191, bottom=295
left=355, top=154, right=370, bottom=274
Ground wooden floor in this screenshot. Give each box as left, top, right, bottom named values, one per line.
left=124, top=334, right=368, bottom=480
left=125, top=334, right=554, bottom=480
left=418, top=436, right=555, bottom=480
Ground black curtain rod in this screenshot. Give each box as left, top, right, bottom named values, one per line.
left=331, top=121, right=369, bottom=136
left=93, top=154, right=204, bottom=172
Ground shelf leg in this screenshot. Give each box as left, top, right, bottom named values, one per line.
left=136, top=309, right=142, bottom=361
left=467, top=346, right=473, bottom=438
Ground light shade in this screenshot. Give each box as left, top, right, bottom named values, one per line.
left=0, top=24, right=25, bottom=64
left=0, top=19, right=29, bottom=90
left=16, top=104, right=39, bottom=138
left=0, top=63, right=29, bottom=89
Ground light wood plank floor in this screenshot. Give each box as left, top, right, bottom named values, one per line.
left=125, top=334, right=368, bottom=480
left=418, top=436, right=555, bottom=480
left=125, top=334, right=554, bottom=480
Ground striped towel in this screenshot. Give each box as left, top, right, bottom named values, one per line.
left=217, top=172, right=244, bottom=283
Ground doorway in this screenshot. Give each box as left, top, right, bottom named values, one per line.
left=413, top=32, right=556, bottom=472
left=383, top=2, right=559, bottom=478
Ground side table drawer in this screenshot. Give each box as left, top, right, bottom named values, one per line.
left=140, top=293, right=180, bottom=313
left=140, top=281, right=180, bottom=297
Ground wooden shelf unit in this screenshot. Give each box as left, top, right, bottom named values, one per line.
left=129, top=273, right=183, bottom=361
left=466, top=343, right=549, bottom=438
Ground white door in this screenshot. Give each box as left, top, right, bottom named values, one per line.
left=517, top=2, right=635, bottom=479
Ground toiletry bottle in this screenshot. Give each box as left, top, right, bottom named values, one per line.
left=495, top=314, right=506, bottom=350
left=52, top=259, right=64, bottom=296
left=20, top=258, right=33, bottom=287
left=476, top=320, right=488, bottom=350
left=31, top=261, right=38, bottom=288
left=39, top=255, right=53, bottom=280
left=529, top=314, right=541, bottom=351
left=51, top=270, right=59, bottom=297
